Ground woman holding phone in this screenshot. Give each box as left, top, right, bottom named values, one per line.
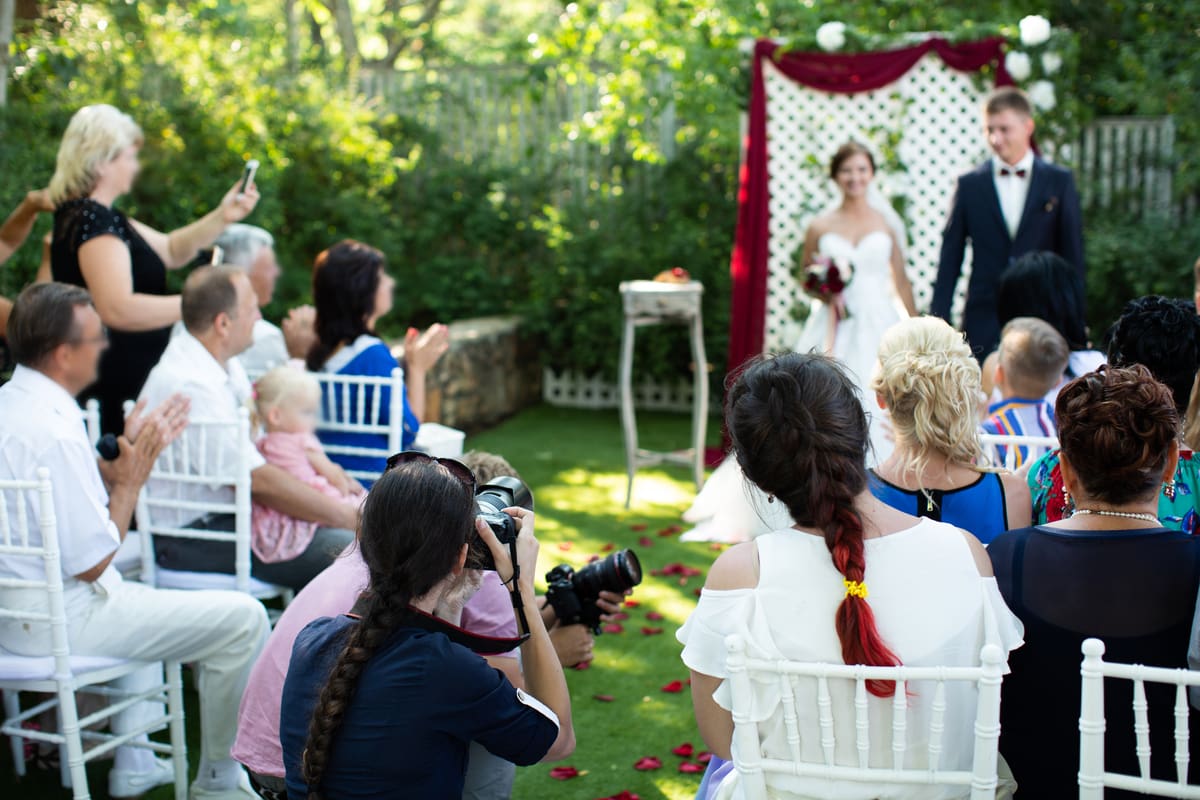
left=48, top=104, right=260, bottom=433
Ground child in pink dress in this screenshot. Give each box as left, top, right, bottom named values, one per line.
left=251, top=366, right=366, bottom=563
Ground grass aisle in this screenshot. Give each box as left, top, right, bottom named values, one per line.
left=1, top=404, right=722, bottom=800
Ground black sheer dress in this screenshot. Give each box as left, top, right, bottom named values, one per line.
left=52, top=198, right=171, bottom=435
left=990, top=524, right=1200, bottom=798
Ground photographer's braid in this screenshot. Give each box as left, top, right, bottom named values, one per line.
left=729, top=353, right=900, bottom=697
left=300, top=462, right=476, bottom=799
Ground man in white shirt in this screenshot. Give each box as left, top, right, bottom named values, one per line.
left=211, top=223, right=315, bottom=375
left=139, top=267, right=357, bottom=590
left=0, top=283, right=270, bottom=800
left=931, top=85, right=1084, bottom=360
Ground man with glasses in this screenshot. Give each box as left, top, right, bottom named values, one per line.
left=0, top=282, right=271, bottom=799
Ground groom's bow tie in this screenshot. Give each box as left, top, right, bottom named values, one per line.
left=999, top=167, right=1028, bottom=178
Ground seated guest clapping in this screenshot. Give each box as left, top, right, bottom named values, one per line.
left=306, top=240, right=449, bottom=483
left=279, top=455, right=575, bottom=798
left=870, top=316, right=1031, bottom=542
left=0, top=283, right=269, bottom=800
left=139, top=267, right=358, bottom=590
left=981, top=317, right=1069, bottom=468
left=991, top=365, right=1200, bottom=798
left=678, top=352, right=1023, bottom=800
left=1028, top=296, right=1200, bottom=530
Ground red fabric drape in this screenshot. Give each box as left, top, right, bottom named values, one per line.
left=725, top=36, right=1013, bottom=376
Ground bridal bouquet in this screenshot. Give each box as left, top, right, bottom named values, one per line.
left=801, top=255, right=854, bottom=321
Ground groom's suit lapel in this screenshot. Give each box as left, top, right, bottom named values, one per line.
left=1013, top=158, right=1048, bottom=246
left=976, top=161, right=1010, bottom=244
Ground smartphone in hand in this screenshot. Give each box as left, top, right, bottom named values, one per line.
left=237, top=159, right=260, bottom=197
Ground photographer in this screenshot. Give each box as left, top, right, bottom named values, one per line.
left=278, top=455, right=575, bottom=798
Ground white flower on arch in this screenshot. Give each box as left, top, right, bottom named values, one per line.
left=1028, top=80, right=1057, bottom=111
left=1005, top=51, right=1032, bottom=82
left=816, top=22, right=847, bottom=52
left=1019, top=15, right=1052, bottom=47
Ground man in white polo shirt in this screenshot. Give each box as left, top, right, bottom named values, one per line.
left=139, top=267, right=358, bottom=590
left=0, top=283, right=270, bottom=799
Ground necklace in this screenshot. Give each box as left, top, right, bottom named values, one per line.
left=1072, top=508, right=1160, bottom=525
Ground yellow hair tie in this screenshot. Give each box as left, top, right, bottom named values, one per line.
left=843, top=579, right=868, bottom=599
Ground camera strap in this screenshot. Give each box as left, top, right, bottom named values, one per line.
left=505, top=537, right=533, bottom=637
left=347, top=596, right=529, bottom=654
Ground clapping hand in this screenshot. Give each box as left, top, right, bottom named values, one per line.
left=403, top=323, right=451, bottom=374
left=123, top=394, right=190, bottom=446
left=219, top=179, right=260, bottom=224
left=283, top=305, right=317, bottom=359
left=113, top=394, right=191, bottom=489
left=25, top=189, right=54, bottom=213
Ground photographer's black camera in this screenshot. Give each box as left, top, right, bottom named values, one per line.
left=545, top=549, right=642, bottom=634
left=466, top=476, right=533, bottom=571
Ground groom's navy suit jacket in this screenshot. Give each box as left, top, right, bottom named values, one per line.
left=931, top=158, right=1084, bottom=358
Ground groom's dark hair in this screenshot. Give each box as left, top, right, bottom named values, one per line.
left=985, top=86, right=1033, bottom=118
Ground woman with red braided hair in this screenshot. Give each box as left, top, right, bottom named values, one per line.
left=677, top=352, right=1024, bottom=800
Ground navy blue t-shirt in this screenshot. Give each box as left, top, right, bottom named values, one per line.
left=280, top=615, right=558, bottom=799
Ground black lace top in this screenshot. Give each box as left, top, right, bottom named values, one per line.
left=52, top=198, right=171, bottom=434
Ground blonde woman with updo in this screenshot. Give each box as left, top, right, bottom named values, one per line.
left=869, top=317, right=1031, bottom=544
left=49, top=104, right=260, bottom=434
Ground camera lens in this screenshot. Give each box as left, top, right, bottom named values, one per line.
left=573, top=548, right=642, bottom=598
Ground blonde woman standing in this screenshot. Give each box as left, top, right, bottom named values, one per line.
left=49, top=104, right=259, bottom=433
left=870, top=316, right=1031, bottom=544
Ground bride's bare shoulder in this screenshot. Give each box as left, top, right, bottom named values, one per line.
left=805, top=213, right=836, bottom=240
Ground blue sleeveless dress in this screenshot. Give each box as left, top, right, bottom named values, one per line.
left=869, top=469, right=1009, bottom=545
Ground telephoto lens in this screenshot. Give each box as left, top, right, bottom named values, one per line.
left=545, top=549, right=643, bottom=634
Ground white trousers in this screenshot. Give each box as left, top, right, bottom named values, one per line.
left=0, top=580, right=270, bottom=763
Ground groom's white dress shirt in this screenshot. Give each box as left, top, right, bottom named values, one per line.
left=993, top=150, right=1035, bottom=239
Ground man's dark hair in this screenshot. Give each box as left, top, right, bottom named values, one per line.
left=182, top=266, right=241, bottom=335
left=1105, top=295, right=1200, bottom=414
left=7, top=282, right=94, bottom=368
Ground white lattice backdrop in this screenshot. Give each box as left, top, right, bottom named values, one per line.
left=763, top=53, right=993, bottom=351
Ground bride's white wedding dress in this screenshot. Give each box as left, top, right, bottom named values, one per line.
left=681, top=228, right=907, bottom=543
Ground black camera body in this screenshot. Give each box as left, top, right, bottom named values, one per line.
left=466, top=476, right=532, bottom=571
left=545, top=549, right=642, bottom=634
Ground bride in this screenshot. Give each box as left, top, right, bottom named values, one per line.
left=683, top=141, right=916, bottom=542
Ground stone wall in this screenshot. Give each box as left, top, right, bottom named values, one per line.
left=399, top=316, right=541, bottom=433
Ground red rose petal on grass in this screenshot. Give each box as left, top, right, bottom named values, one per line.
left=637, top=536, right=653, bottom=547
left=624, top=599, right=640, bottom=607
left=709, top=542, right=725, bottom=551
left=593, top=693, right=615, bottom=702
left=598, top=793, right=640, bottom=800
left=550, top=766, right=580, bottom=780
left=671, top=742, right=695, bottom=757
left=660, top=680, right=684, bottom=693
left=601, top=543, right=615, bottom=552
left=611, top=611, right=630, bottom=621
left=630, top=523, right=648, bottom=531
left=633, top=756, right=662, bottom=771
left=697, top=751, right=713, bottom=764
left=641, top=627, right=664, bottom=636
left=587, top=555, right=601, bottom=564
left=693, top=587, right=703, bottom=597
left=657, top=525, right=683, bottom=537
left=645, top=611, right=665, bottom=621
left=558, top=542, right=573, bottom=552
left=679, top=761, right=706, bottom=773
left=602, top=623, right=624, bottom=634
left=573, top=660, right=591, bottom=670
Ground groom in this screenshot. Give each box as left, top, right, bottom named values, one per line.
left=931, top=86, right=1084, bottom=359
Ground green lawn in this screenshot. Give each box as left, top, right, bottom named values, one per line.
left=2, top=404, right=723, bottom=799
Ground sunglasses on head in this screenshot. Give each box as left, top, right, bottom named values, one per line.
left=384, top=451, right=476, bottom=492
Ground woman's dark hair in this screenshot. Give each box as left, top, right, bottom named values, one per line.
left=727, top=352, right=900, bottom=696
left=996, top=251, right=1089, bottom=352
left=1104, top=295, right=1200, bottom=415
left=300, top=461, right=475, bottom=799
left=1056, top=364, right=1179, bottom=505
left=830, top=141, right=876, bottom=179
left=306, top=240, right=386, bottom=371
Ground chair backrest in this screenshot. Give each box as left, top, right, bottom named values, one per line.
left=136, top=410, right=254, bottom=593
left=978, top=433, right=1059, bottom=471
left=314, top=367, right=404, bottom=482
left=1079, top=638, right=1200, bottom=799
left=725, top=635, right=1006, bottom=800
left=83, top=399, right=101, bottom=447
left=0, top=469, right=68, bottom=664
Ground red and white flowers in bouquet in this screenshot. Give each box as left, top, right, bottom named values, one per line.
left=801, top=254, right=854, bottom=321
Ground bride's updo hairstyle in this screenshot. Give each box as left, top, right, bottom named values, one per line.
left=727, top=352, right=900, bottom=696
left=830, top=141, right=876, bottom=179
left=872, top=317, right=986, bottom=484
left=1056, top=364, right=1178, bottom=505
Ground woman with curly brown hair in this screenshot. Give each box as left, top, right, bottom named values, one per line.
left=991, top=365, right=1200, bottom=798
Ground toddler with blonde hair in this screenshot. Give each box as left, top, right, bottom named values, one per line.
left=252, top=366, right=365, bottom=564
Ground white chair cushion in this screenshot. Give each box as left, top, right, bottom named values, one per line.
left=0, top=650, right=128, bottom=682
left=154, top=568, right=282, bottom=597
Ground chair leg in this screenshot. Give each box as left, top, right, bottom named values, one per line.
left=55, top=681, right=91, bottom=800
left=2, top=689, right=26, bottom=778
left=166, top=662, right=189, bottom=800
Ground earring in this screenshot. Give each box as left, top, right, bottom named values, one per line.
left=766, top=494, right=775, bottom=504
left=1061, top=485, right=1075, bottom=518
left=1164, top=480, right=1177, bottom=501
